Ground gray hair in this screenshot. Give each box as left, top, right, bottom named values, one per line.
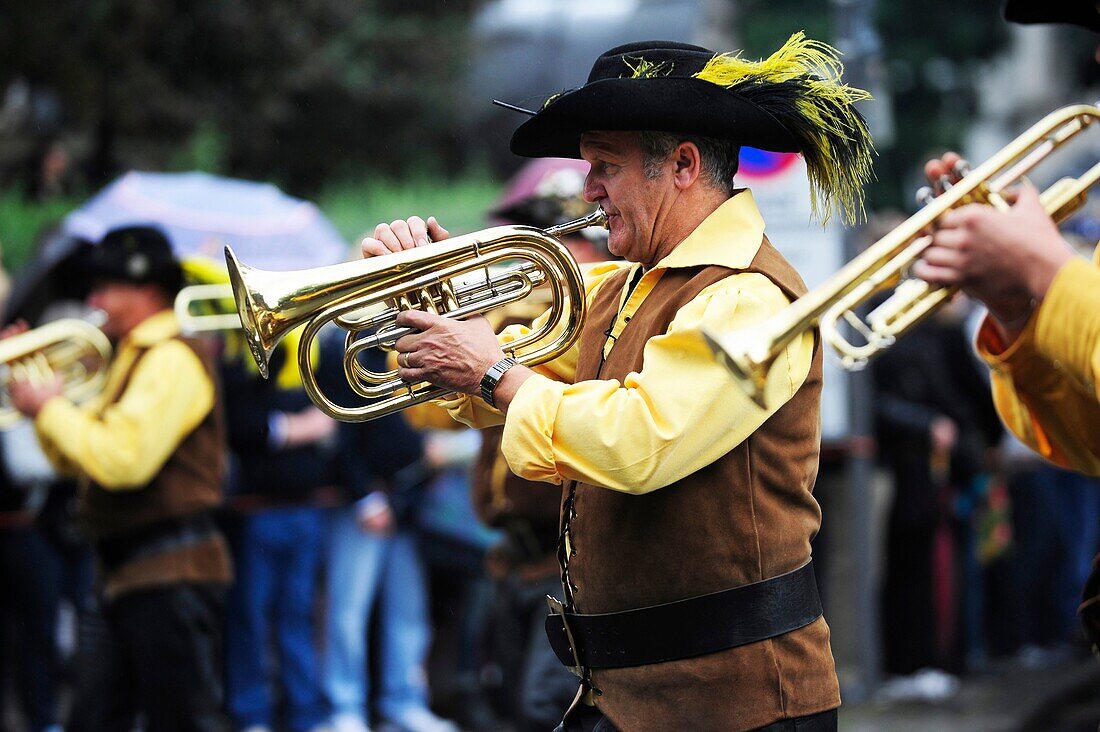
left=639, top=131, right=740, bottom=195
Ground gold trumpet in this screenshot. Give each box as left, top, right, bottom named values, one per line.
left=0, top=319, right=113, bottom=428
left=174, top=283, right=241, bottom=333
left=704, top=103, right=1100, bottom=408
left=225, top=208, right=607, bottom=421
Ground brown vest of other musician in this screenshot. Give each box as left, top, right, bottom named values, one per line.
left=567, top=239, right=839, bottom=731
left=82, top=336, right=231, bottom=599
left=473, top=426, right=562, bottom=578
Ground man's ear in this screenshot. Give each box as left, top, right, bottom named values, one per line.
left=672, top=141, right=702, bottom=190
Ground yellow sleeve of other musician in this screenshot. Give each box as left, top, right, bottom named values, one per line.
left=976, top=254, right=1100, bottom=475
left=34, top=339, right=216, bottom=489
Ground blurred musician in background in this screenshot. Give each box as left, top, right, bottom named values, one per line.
left=7, top=226, right=231, bottom=732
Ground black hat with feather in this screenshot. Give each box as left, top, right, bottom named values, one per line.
left=505, top=33, right=875, bottom=224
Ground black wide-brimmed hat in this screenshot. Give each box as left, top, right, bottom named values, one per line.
left=84, top=226, right=183, bottom=295
left=507, top=32, right=875, bottom=224
left=1003, top=0, right=1100, bottom=32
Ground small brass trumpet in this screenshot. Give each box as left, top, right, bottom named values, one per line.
left=174, top=283, right=241, bottom=334
left=225, top=208, right=607, bottom=421
left=704, top=103, right=1100, bottom=407
left=0, top=319, right=112, bottom=428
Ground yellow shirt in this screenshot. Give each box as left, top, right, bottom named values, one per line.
left=442, top=192, right=814, bottom=494
left=35, top=310, right=217, bottom=490
left=976, top=251, right=1100, bottom=475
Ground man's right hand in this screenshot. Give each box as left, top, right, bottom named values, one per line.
left=359, top=216, right=450, bottom=258
left=913, top=152, right=1075, bottom=337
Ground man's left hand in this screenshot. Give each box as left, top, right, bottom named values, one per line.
left=393, top=311, right=506, bottom=395
left=9, top=374, right=65, bottom=418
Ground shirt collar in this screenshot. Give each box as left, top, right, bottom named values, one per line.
left=126, top=309, right=181, bottom=348
left=653, top=189, right=765, bottom=271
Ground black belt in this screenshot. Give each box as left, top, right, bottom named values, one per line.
left=97, top=513, right=220, bottom=572
left=545, top=561, right=822, bottom=672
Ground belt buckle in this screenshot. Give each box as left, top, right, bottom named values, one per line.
left=546, top=595, right=584, bottom=678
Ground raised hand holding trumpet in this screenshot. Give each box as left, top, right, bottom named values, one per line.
left=914, top=151, right=1077, bottom=341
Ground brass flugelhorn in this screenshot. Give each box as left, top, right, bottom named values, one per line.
left=0, top=318, right=112, bottom=428
left=704, top=103, right=1100, bottom=408
left=225, top=208, right=607, bottom=421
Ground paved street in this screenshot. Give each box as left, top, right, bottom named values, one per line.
left=841, top=657, right=1100, bottom=731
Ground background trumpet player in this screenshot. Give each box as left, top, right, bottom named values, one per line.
left=5, top=226, right=231, bottom=732
left=914, top=1, right=1100, bottom=475
left=361, top=34, right=874, bottom=731
left=911, top=0, right=1100, bottom=663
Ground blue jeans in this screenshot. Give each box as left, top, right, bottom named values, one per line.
left=323, top=506, right=432, bottom=722
left=1011, top=466, right=1100, bottom=644
left=225, top=506, right=326, bottom=731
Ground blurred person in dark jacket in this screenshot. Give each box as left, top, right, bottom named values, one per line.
left=221, top=333, right=337, bottom=732
left=0, top=302, right=95, bottom=732
left=873, top=297, right=1003, bottom=680
left=478, top=159, right=610, bottom=730
left=7, top=226, right=232, bottom=732
left=400, top=158, right=612, bottom=730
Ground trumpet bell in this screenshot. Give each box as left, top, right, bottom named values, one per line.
left=225, top=248, right=277, bottom=379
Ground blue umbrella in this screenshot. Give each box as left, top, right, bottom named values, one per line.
left=63, top=171, right=347, bottom=271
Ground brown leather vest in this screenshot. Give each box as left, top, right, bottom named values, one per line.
left=80, top=335, right=231, bottom=599
left=473, top=426, right=562, bottom=576
left=565, top=239, right=840, bottom=730
left=81, top=335, right=226, bottom=539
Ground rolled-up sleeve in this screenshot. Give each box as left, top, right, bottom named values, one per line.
left=35, top=340, right=215, bottom=489
left=500, top=272, right=814, bottom=492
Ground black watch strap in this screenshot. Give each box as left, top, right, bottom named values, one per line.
left=480, top=356, right=518, bottom=408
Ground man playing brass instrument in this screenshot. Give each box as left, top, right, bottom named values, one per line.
left=7, top=226, right=231, bottom=732
left=361, top=35, right=874, bottom=731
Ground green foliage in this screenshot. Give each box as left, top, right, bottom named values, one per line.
left=0, top=190, right=82, bottom=273
left=0, top=0, right=482, bottom=194
left=169, top=120, right=229, bottom=175
left=0, top=171, right=502, bottom=279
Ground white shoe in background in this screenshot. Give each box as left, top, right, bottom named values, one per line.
left=331, top=712, right=373, bottom=732
left=382, top=707, right=460, bottom=732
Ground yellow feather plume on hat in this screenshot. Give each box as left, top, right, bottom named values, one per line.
left=694, top=32, right=875, bottom=225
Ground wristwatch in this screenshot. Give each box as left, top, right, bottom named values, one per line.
left=480, top=356, right=518, bottom=408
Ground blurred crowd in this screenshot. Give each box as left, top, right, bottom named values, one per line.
left=0, top=155, right=1098, bottom=732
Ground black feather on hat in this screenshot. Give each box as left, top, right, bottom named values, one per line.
left=507, top=32, right=876, bottom=225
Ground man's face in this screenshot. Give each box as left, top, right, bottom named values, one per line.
left=86, top=280, right=148, bottom=340
left=580, top=131, right=670, bottom=266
